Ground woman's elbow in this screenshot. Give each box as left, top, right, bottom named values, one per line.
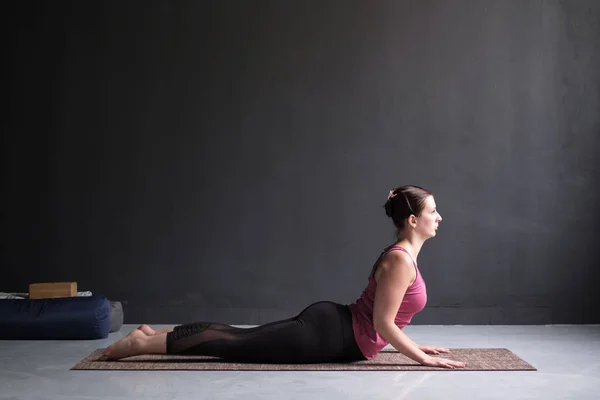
left=373, top=318, right=395, bottom=335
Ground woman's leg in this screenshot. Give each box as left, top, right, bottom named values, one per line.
left=137, top=319, right=282, bottom=336
left=102, top=301, right=362, bottom=364
left=166, top=301, right=363, bottom=363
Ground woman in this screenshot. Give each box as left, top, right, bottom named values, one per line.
left=101, top=185, right=466, bottom=369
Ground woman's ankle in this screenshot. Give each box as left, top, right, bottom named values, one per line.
left=143, top=332, right=168, bottom=354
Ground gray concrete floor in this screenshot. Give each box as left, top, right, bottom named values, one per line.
left=1, top=324, right=599, bottom=400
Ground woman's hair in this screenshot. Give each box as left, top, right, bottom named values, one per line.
left=384, top=185, right=433, bottom=231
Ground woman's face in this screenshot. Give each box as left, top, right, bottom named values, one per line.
left=414, top=195, right=442, bottom=238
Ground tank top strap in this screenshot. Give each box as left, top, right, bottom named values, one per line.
left=381, top=245, right=418, bottom=270
left=370, top=245, right=418, bottom=278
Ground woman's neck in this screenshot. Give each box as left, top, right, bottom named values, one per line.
left=395, top=237, right=425, bottom=263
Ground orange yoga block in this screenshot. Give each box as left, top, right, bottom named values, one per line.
left=29, top=282, right=78, bottom=299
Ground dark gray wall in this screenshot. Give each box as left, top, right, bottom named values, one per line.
left=4, top=0, right=600, bottom=325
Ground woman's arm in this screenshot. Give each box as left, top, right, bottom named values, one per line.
left=372, top=253, right=466, bottom=369
left=372, top=252, right=430, bottom=364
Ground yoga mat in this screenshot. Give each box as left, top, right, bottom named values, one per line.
left=72, top=348, right=536, bottom=371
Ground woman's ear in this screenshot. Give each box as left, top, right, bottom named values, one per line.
left=409, top=215, right=418, bottom=228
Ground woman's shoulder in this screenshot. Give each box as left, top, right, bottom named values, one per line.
left=374, top=249, right=417, bottom=283
left=380, top=249, right=414, bottom=270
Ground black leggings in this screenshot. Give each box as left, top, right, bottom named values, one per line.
left=165, top=301, right=366, bottom=363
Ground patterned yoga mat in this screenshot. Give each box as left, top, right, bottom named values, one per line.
left=72, top=348, right=536, bottom=371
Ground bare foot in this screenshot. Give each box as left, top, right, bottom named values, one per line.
left=137, top=324, right=156, bottom=336
left=100, top=329, right=147, bottom=360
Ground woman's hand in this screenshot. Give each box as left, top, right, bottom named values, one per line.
left=420, top=355, right=467, bottom=369
left=419, top=345, right=450, bottom=355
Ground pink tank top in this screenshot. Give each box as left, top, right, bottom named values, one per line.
left=349, top=245, right=427, bottom=360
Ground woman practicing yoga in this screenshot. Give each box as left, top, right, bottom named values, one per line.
left=101, top=185, right=467, bottom=369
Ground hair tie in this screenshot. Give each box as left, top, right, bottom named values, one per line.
left=387, top=190, right=397, bottom=201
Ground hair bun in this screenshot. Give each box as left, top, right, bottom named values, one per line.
left=384, top=200, right=394, bottom=218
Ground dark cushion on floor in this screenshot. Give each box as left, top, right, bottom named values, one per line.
left=0, top=295, right=111, bottom=340
left=109, top=301, right=124, bottom=333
